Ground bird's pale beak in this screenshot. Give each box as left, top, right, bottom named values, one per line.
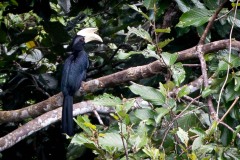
left=77, top=28, right=103, bottom=43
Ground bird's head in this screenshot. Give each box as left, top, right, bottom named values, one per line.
left=71, top=28, right=103, bottom=51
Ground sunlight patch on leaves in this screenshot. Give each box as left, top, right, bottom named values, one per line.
left=126, top=26, right=152, bottom=43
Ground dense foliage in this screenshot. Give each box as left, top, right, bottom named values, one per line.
left=0, top=0, right=240, bottom=159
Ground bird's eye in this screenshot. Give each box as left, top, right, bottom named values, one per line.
left=79, top=37, right=85, bottom=42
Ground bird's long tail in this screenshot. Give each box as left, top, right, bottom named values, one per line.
left=62, top=95, right=74, bottom=136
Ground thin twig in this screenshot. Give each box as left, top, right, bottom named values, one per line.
left=119, top=121, right=129, bottom=160
left=218, top=96, right=239, bottom=123
left=93, top=110, right=104, bottom=125
left=182, top=64, right=201, bottom=67
left=219, top=121, right=240, bottom=139
left=217, top=0, right=239, bottom=116
left=160, top=95, right=201, bottom=147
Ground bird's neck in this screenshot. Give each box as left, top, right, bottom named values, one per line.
left=72, top=50, right=85, bottom=57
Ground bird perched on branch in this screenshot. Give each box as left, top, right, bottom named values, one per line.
left=61, top=28, right=103, bottom=136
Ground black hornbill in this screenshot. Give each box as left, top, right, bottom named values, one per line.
left=61, top=28, right=103, bottom=136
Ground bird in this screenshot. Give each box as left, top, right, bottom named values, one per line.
left=61, top=28, right=103, bottom=136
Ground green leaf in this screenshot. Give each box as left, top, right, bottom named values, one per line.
left=224, top=82, right=240, bottom=102
left=171, top=62, right=186, bottom=86
left=129, top=82, right=165, bottom=106
left=177, top=85, right=191, bottom=98
left=157, top=38, right=174, bottom=49
left=93, top=93, right=122, bottom=107
left=130, top=135, right=148, bottom=151
left=175, top=0, right=191, bottom=12
left=192, top=137, right=203, bottom=151
left=189, top=127, right=206, bottom=137
left=143, top=0, right=156, bottom=9
left=177, top=127, right=189, bottom=147
left=202, top=87, right=213, bottom=98
left=134, top=108, right=155, bottom=120
left=75, top=116, right=93, bottom=136
left=117, top=50, right=142, bottom=60
left=155, top=107, right=170, bottom=124
left=177, top=8, right=213, bottom=28
left=98, top=133, right=125, bottom=150
left=126, top=26, right=152, bottom=43
left=234, top=76, right=240, bottom=91
left=128, top=5, right=150, bottom=20
left=155, top=27, right=171, bottom=33
left=161, top=52, right=178, bottom=66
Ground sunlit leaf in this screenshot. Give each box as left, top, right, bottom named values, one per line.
left=93, top=93, right=122, bottom=107
left=171, top=62, right=186, bottom=86
left=128, top=4, right=150, bottom=20
left=158, top=38, right=174, bottom=49
left=126, top=26, right=152, bottom=43
left=155, top=27, right=171, bottom=33
left=177, top=127, right=189, bottom=147
left=177, top=8, right=214, bottom=28
left=161, top=52, right=178, bottom=66
left=177, top=85, right=191, bottom=98
left=143, top=0, right=156, bottom=9
left=129, top=82, right=165, bottom=106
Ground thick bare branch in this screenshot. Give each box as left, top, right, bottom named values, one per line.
left=0, top=98, right=148, bottom=152
left=0, top=39, right=239, bottom=124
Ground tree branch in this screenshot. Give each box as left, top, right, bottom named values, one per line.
left=0, top=98, right=148, bottom=152
left=0, top=39, right=239, bottom=124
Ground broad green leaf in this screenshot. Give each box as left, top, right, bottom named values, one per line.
left=171, top=62, right=186, bottom=86
left=177, top=127, right=189, bottom=147
left=126, top=26, right=152, bottom=43
left=123, top=99, right=135, bottom=113
left=227, top=11, right=240, bottom=28
left=175, top=0, right=191, bottom=12
left=143, top=146, right=160, bottom=160
left=155, top=107, right=170, bottom=124
left=234, top=76, right=240, bottom=91
left=75, top=116, right=93, bottom=136
left=157, top=38, right=174, bottom=49
left=84, top=122, right=96, bottom=130
left=195, top=144, right=214, bottom=157
left=128, top=5, right=150, bottom=20
left=130, top=135, right=148, bottom=151
left=159, top=83, right=167, bottom=97
left=192, top=137, right=203, bottom=151
left=142, top=48, right=160, bottom=60
left=224, top=82, right=240, bottom=102
left=93, top=93, right=122, bottom=107
left=177, top=113, right=200, bottom=130
left=98, top=133, right=125, bottom=150
left=117, top=50, right=142, bottom=60
left=189, top=127, right=206, bottom=137
left=202, top=87, right=213, bottom=98
left=177, top=8, right=214, bottom=28
left=143, top=0, right=156, bottom=9
left=161, top=52, right=178, bottom=66
left=141, top=44, right=160, bottom=59
left=71, top=134, right=95, bottom=146
left=177, top=85, right=191, bottom=98
left=134, top=108, right=155, bottom=121
left=155, top=27, right=171, bottom=33
left=129, top=82, right=165, bottom=106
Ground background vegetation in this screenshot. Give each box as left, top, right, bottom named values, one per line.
left=0, top=0, right=240, bottom=159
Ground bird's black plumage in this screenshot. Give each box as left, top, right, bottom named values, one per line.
left=61, top=35, right=89, bottom=136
